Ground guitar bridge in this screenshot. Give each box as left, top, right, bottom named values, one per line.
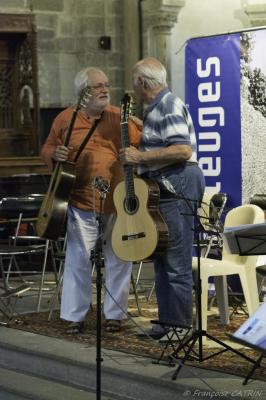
left=122, top=232, right=146, bottom=241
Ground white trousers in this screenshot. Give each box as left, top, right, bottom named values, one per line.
left=60, top=206, right=132, bottom=322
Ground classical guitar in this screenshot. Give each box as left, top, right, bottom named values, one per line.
left=111, top=93, right=168, bottom=262
left=36, top=88, right=90, bottom=240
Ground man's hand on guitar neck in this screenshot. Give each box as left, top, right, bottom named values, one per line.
left=53, top=145, right=72, bottom=162
left=119, top=145, right=143, bottom=165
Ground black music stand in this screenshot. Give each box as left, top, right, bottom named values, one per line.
left=223, top=222, right=266, bottom=256
left=171, top=216, right=256, bottom=381
left=90, top=177, right=110, bottom=400
left=224, top=224, right=266, bottom=384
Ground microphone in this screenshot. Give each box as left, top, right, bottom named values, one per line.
left=92, top=176, right=110, bottom=193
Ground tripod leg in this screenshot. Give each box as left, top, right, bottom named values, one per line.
left=243, top=353, right=264, bottom=385
left=130, top=274, right=142, bottom=316
left=172, top=333, right=198, bottom=380
left=204, top=332, right=255, bottom=363
left=153, top=339, right=175, bottom=366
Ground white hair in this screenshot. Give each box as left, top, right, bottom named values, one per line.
left=133, top=58, right=167, bottom=89
left=74, top=67, right=106, bottom=96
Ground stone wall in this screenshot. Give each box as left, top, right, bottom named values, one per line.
left=241, top=77, right=266, bottom=203
left=1, top=0, right=124, bottom=107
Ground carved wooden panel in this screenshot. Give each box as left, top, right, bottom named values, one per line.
left=0, top=59, right=14, bottom=130
left=0, top=14, right=39, bottom=157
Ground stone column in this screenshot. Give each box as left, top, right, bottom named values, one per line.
left=244, top=3, right=266, bottom=26
left=141, top=0, right=185, bottom=83
left=123, top=0, right=140, bottom=93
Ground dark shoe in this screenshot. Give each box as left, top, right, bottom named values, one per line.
left=65, top=321, right=85, bottom=334
left=137, top=328, right=168, bottom=340
left=105, top=319, right=122, bottom=333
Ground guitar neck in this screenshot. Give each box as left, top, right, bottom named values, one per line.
left=121, top=122, right=130, bottom=148
left=64, top=87, right=88, bottom=146
left=64, top=108, right=79, bottom=147
left=121, top=122, right=135, bottom=198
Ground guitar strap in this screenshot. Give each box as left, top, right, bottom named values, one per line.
left=73, top=112, right=103, bottom=163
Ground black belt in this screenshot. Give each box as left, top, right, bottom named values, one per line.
left=140, top=161, right=198, bottom=178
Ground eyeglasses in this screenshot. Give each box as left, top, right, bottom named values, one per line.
left=89, top=83, right=111, bottom=91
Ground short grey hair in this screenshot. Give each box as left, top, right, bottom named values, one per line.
left=133, top=57, right=167, bottom=89
left=74, top=67, right=105, bottom=96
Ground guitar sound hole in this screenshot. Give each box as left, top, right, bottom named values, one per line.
left=124, top=196, right=139, bottom=214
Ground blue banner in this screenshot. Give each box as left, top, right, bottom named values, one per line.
left=185, top=34, right=241, bottom=207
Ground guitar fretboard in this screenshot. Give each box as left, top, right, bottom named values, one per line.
left=121, top=122, right=135, bottom=202
left=121, top=122, right=130, bottom=147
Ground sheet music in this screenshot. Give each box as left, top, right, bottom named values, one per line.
left=223, top=222, right=266, bottom=254
left=232, top=302, right=266, bottom=351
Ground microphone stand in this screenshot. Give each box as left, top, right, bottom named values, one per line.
left=91, top=177, right=110, bottom=400
left=159, top=178, right=256, bottom=380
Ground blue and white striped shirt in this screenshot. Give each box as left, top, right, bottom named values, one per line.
left=138, top=88, right=197, bottom=175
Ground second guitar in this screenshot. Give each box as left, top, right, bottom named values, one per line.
left=111, top=93, right=168, bottom=262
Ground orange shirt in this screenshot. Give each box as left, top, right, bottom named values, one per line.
left=41, top=105, right=141, bottom=213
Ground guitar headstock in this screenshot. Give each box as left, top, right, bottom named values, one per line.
left=77, top=86, right=91, bottom=110
left=120, top=93, right=134, bottom=124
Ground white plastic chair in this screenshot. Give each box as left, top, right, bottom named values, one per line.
left=193, top=204, right=265, bottom=332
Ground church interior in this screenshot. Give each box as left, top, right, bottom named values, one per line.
left=0, top=1, right=266, bottom=399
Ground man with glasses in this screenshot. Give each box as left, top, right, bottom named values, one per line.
left=41, top=67, right=141, bottom=334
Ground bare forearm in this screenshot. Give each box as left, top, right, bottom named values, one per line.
left=119, top=144, right=192, bottom=166
left=138, top=144, right=192, bottom=165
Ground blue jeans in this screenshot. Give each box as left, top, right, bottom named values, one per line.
left=150, top=164, right=205, bottom=327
